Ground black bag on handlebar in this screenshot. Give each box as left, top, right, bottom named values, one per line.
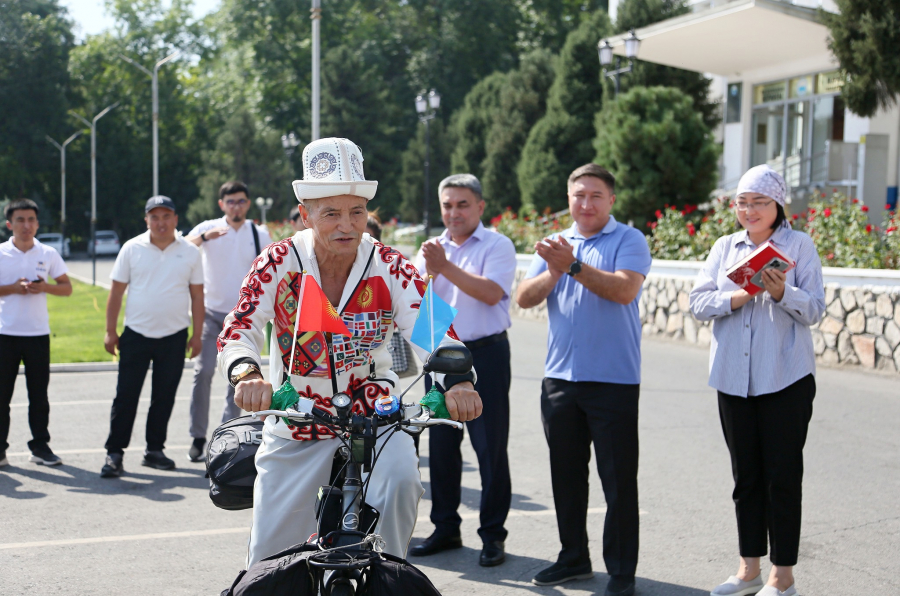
left=220, top=544, right=442, bottom=596
left=206, top=415, right=265, bottom=511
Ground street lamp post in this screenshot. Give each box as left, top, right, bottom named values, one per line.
left=311, top=0, right=322, bottom=141
left=598, top=30, right=641, bottom=97
left=414, top=89, right=441, bottom=237
left=256, top=197, right=274, bottom=225
left=70, top=103, right=119, bottom=286
left=119, top=50, right=180, bottom=196
left=46, top=131, right=82, bottom=243
left=281, top=131, right=301, bottom=171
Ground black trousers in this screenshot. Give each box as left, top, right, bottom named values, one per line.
left=105, top=327, right=188, bottom=455
left=718, top=374, right=815, bottom=566
left=428, top=338, right=512, bottom=543
left=541, top=377, right=640, bottom=577
left=0, top=334, right=51, bottom=452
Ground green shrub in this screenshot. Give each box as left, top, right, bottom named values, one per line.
left=595, top=86, right=720, bottom=230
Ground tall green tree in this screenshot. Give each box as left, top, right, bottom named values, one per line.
left=188, top=107, right=293, bottom=225
left=594, top=86, right=719, bottom=229
left=613, top=0, right=720, bottom=129
left=516, top=0, right=609, bottom=54
left=65, top=0, right=212, bottom=242
left=517, top=9, right=612, bottom=213
left=449, top=72, right=509, bottom=179
left=824, top=0, right=900, bottom=117
left=481, top=49, right=556, bottom=215
left=0, top=0, right=74, bottom=201
left=320, top=45, right=406, bottom=217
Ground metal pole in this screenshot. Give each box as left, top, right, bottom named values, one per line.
left=120, top=51, right=178, bottom=196
left=46, top=132, right=80, bottom=244
left=423, top=118, right=430, bottom=236
left=152, top=67, right=159, bottom=196
left=311, top=0, right=322, bottom=141
left=71, top=104, right=118, bottom=285
left=91, top=121, right=97, bottom=284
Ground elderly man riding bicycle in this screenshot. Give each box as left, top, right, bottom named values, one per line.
left=217, top=138, right=482, bottom=567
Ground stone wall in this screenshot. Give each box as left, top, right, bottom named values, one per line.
left=509, top=269, right=900, bottom=374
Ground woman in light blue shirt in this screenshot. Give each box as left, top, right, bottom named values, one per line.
left=690, top=165, right=825, bottom=596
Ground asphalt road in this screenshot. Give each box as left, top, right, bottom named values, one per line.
left=1, top=318, right=898, bottom=595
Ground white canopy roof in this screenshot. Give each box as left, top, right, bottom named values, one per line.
left=606, top=0, right=831, bottom=77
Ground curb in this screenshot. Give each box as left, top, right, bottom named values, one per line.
left=67, top=272, right=111, bottom=290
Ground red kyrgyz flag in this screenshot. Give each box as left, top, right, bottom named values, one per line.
left=297, top=273, right=351, bottom=335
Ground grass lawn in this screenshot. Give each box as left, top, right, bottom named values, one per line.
left=47, top=279, right=268, bottom=363
left=47, top=279, right=123, bottom=363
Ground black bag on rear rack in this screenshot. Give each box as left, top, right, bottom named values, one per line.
left=206, top=415, right=264, bottom=510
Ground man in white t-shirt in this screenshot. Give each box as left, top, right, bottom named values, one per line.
left=183, top=181, right=271, bottom=462
left=99, top=196, right=204, bottom=478
left=0, top=199, right=72, bottom=468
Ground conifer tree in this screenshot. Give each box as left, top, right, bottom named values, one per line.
left=594, top=86, right=719, bottom=229
left=824, top=0, right=900, bottom=117
left=517, top=10, right=613, bottom=213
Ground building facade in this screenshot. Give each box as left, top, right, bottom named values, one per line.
left=605, top=0, right=899, bottom=220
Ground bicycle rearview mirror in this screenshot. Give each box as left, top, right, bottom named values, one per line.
left=422, top=346, right=472, bottom=375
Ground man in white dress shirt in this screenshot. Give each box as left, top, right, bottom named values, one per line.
left=0, top=199, right=72, bottom=468
left=100, top=196, right=204, bottom=477
left=184, top=181, right=271, bottom=462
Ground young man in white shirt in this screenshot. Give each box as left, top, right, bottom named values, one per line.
left=183, top=181, right=271, bottom=462
left=100, top=196, right=204, bottom=478
left=0, top=199, right=72, bottom=467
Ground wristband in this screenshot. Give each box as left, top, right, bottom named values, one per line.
left=200, top=232, right=207, bottom=242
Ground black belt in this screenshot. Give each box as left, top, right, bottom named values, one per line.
left=463, top=330, right=508, bottom=351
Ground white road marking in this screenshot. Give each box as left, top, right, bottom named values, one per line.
left=0, top=528, right=248, bottom=550
left=0, top=507, right=644, bottom=550
left=5, top=445, right=191, bottom=457
left=10, top=396, right=192, bottom=408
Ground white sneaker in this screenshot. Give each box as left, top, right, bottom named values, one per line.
left=755, top=585, right=797, bottom=596
left=711, top=575, right=764, bottom=596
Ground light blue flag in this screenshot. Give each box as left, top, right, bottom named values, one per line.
left=410, top=279, right=458, bottom=354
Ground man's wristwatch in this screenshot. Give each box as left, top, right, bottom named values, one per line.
left=567, top=260, right=582, bottom=277
left=200, top=232, right=208, bottom=242
left=229, top=362, right=261, bottom=387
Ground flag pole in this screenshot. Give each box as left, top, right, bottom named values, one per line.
left=287, top=271, right=307, bottom=382
left=428, top=275, right=435, bottom=354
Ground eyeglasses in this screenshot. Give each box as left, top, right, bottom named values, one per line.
left=734, top=200, right=774, bottom=212
left=224, top=199, right=250, bottom=206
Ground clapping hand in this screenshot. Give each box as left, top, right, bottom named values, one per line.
left=534, top=236, right=576, bottom=277
left=421, top=240, right=449, bottom=275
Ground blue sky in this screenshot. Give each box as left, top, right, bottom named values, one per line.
left=60, top=0, right=222, bottom=40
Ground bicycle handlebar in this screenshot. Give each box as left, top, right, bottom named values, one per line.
left=251, top=404, right=464, bottom=431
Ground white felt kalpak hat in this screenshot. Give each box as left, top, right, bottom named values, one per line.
left=292, top=137, right=378, bottom=202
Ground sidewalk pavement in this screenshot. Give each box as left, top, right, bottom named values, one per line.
left=1, top=317, right=898, bottom=595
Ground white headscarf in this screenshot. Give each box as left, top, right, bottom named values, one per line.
left=736, top=164, right=787, bottom=206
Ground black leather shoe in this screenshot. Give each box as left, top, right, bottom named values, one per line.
left=100, top=453, right=124, bottom=478
left=187, top=438, right=206, bottom=462
left=142, top=450, right=176, bottom=470
left=532, top=561, right=593, bottom=586
left=605, top=574, right=636, bottom=596
left=409, top=532, right=462, bottom=556
left=479, top=541, right=505, bottom=567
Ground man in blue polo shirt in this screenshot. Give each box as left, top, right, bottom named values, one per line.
left=516, top=164, right=651, bottom=596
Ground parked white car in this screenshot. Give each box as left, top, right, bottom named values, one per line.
left=88, top=230, right=121, bottom=256
left=36, top=233, right=71, bottom=258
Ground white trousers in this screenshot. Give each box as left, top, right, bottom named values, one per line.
left=247, top=425, right=424, bottom=568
